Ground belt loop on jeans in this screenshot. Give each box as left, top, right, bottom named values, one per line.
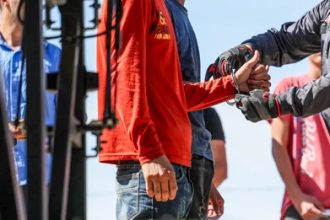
left=116, top=160, right=141, bottom=170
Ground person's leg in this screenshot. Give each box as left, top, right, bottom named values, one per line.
left=116, top=162, right=193, bottom=220
left=187, top=155, right=214, bottom=220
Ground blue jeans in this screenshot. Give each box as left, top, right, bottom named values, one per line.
left=116, top=162, right=193, bottom=220
left=187, top=155, right=214, bottom=220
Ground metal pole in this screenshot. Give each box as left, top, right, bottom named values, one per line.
left=24, top=0, right=47, bottom=218
left=67, top=46, right=86, bottom=220
left=49, top=0, right=82, bottom=219
left=0, top=80, right=26, bottom=220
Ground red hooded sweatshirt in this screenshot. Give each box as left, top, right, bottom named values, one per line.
left=97, top=0, right=235, bottom=167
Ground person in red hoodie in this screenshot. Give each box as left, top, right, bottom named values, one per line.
left=97, top=0, right=270, bottom=219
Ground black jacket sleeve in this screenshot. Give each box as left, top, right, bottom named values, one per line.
left=244, top=0, right=330, bottom=118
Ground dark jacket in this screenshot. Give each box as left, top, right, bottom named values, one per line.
left=244, top=0, right=330, bottom=129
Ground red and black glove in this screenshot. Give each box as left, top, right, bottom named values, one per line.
left=205, top=44, right=253, bottom=81
left=235, top=91, right=284, bottom=122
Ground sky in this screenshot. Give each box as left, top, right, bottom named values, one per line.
left=64, top=0, right=322, bottom=219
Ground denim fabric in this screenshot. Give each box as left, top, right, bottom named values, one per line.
left=187, top=156, right=214, bottom=220
left=116, top=163, right=193, bottom=220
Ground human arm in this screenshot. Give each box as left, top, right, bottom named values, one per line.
left=243, top=0, right=328, bottom=66
left=272, top=117, right=326, bottom=220
left=204, top=107, right=228, bottom=186
left=185, top=51, right=270, bottom=111
left=207, top=141, right=227, bottom=219
left=236, top=76, right=330, bottom=122
left=211, top=139, right=227, bottom=187
left=204, top=108, right=227, bottom=218
left=228, top=1, right=330, bottom=118
left=97, top=0, right=176, bottom=201
left=244, top=1, right=330, bottom=117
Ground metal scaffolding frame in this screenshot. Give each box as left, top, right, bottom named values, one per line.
left=49, top=0, right=84, bottom=219
left=0, top=67, right=26, bottom=220
left=0, top=0, right=119, bottom=219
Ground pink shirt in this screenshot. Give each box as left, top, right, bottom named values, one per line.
left=274, top=75, right=330, bottom=219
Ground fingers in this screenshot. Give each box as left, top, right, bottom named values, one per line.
left=248, top=64, right=270, bottom=92
left=141, top=156, right=178, bottom=202
left=207, top=203, right=217, bottom=218
left=158, top=169, right=177, bottom=202
left=301, top=202, right=327, bottom=220
left=146, top=174, right=177, bottom=202
left=208, top=185, right=224, bottom=218
left=168, top=170, right=178, bottom=200
left=308, top=206, right=328, bottom=219
left=250, top=71, right=270, bottom=81
left=235, top=96, right=264, bottom=123
left=210, top=197, right=220, bottom=215
left=153, top=177, right=162, bottom=201
left=248, top=79, right=271, bottom=91
left=250, top=73, right=271, bottom=81
left=306, top=197, right=327, bottom=219
left=152, top=171, right=177, bottom=202
left=218, top=195, right=225, bottom=215
left=145, top=177, right=154, bottom=199
left=251, top=64, right=269, bottom=76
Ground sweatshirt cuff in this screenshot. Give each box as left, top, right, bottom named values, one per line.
left=138, top=146, right=165, bottom=165
left=225, top=75, right=237, bottom=95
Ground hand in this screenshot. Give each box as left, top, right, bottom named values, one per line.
left=235, top=92, right=281, bottom=122
left=292, top=193, right=327, bottom=220
left=141, top=155, right=178, bottom=202
left=207, top=184, right=224, bottom=219
left=8, top=122, right=27, bottom=140
left=205, top=44, right=253, bottom=80
left=234, top=50, right=261, bottom=93
left=248, top=64, right=271, bottom=92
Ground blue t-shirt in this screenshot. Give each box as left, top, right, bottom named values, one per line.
left=0, top=36, right=61, bottom=185
left=166, top=0, right=212, bottom=160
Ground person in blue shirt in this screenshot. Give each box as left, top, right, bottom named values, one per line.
left=166, top=1, right=270, bottom=219
left=165, top=0, right=224, bottom=218
left=0, top=0, right=60, bottom=190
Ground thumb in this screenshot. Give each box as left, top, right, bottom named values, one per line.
left=243, top=50, right=260, bottom=69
